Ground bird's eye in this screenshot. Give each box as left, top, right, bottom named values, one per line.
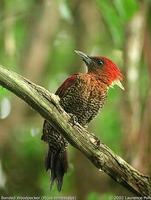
left=97, top=60, right=104, bottom=66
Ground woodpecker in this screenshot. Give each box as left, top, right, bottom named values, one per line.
left=41, top=50, right=124, bottom=191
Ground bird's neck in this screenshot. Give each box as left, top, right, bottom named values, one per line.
left=87, top=71, right=111, bottom=87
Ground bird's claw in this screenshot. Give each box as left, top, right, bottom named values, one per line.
left=90, top=135, right=101, bottom=148
left=83, top=124, right=88, bottom=129
left=68, top=113, right=78, bottom=126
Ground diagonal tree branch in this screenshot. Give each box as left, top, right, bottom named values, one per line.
left=0, top=65, right=151, bottom=196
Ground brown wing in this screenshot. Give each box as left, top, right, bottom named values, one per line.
left=55, top=74, right=78, bottom=98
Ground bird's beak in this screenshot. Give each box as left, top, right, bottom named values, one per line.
left=111, top=79, right=125, bottom=90
left=75, top=50, right=92, bottom=65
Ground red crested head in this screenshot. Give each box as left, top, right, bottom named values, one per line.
left=75, top=50, right=124, bottom=90
left=92, top=56, right=123, bottom=83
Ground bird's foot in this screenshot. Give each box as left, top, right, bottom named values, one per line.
left=83, top=124, right=88, bottom=129
left=90, top=135, right=101, bottom=148
left=68, top=113, right=78, bottom=126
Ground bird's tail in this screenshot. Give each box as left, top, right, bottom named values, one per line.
left=45, top=148, right=68, bottom=191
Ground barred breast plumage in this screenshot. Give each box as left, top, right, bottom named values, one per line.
left=42, top=73, right=108, bottom=191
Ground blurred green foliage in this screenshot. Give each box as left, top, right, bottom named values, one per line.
left=96, top=0, right=138, bottom=46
